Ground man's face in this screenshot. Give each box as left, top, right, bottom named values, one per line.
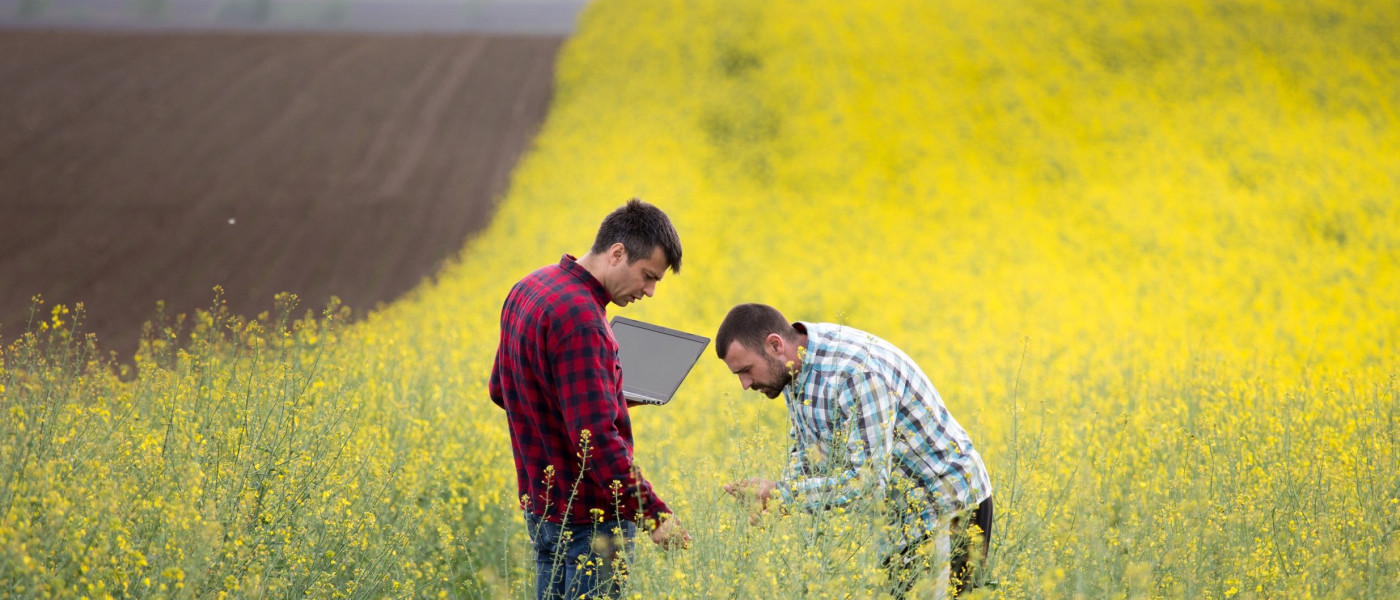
left=606, top=245, right=667, bottom=307
left=722, top=339, right=792, bottom=399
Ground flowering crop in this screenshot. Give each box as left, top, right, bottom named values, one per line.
left=3, top=0, right=1398, bottom=598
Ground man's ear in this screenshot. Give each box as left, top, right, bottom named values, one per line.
left=766, top=333, right=784, bottom=356
left=609, top=242, right=627, bottom=266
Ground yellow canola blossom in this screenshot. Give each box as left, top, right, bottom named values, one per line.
left=370, top=0, right=1400, bottom=596
left=1, top=0, right=1398, bottom=598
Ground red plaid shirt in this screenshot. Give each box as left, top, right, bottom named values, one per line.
left=489, top=254, right=671, bottom=525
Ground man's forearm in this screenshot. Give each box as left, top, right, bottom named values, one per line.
left=779, top=469, right=867, bottom=512
left=585, top=434, right=669, bottom=523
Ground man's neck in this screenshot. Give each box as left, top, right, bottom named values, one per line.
left=575, top=252, right=608, bottom=286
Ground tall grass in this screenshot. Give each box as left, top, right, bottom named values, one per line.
left=0, top=294, right=521, bottom=597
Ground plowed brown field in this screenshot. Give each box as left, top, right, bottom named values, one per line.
left=0, top=30, right=562, bottom=358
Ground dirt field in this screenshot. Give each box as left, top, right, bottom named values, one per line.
left=0, top=30, right=562, bottom=358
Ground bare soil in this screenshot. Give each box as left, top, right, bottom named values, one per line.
left=0, top=30, right=562, bottom=358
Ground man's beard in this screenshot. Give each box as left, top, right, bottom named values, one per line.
left=754, top=352, right=793, bottom=398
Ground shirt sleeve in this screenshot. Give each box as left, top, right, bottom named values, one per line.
left=552, top=324, right=672, bottom=525
left=782, top=425, right=809, bottom=479
left=779, top=369, right=893, bottom=512
left=489, top=347, right=505, bottom=409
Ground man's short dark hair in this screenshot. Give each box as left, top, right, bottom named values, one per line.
left=716, top=303, right=797, bottom=359
left=591, top=199, right=682, bottom=273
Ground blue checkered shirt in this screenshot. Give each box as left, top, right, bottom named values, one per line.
left=777, top=322, right=992, bottom=541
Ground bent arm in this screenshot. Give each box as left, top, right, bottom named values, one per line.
left=779, top=370, right=893, bottom=512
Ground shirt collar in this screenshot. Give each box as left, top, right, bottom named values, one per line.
left=786, top=321, right=819, bottom=395
left=559, top=254, right=612, bottom=307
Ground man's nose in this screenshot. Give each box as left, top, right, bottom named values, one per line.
left=642, top=281, right=656, bottom=297
left=739, top=375, right=752, bottom=390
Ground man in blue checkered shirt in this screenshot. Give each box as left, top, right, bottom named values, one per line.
left=717, top=303, right=994, bottom=599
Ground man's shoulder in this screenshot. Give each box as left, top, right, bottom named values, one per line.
left=819, top=324, right=909, bottom=360
left=513, top=262, right=567, bottom=291
left=508, top=264, right=588, bottom=306
left=513, top=269, right=606, bottom=326
left=804, top=323, right=914, bottom=385
left=803, top=323, right=875, bottom=364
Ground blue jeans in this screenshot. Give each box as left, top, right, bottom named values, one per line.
left=525, top=512, right=637, bottom=600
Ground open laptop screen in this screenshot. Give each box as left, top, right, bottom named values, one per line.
left=610, top=316, right=710, bottom=405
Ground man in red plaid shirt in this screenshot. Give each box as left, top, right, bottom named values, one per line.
left=490, top=199, right=690, bottom=600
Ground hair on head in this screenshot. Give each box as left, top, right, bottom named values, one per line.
left=591, top=199, right=683, bottom=273
left=716, top=303, right=795, bottom=359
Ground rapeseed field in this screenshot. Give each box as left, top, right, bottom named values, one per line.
left=3, top=0, right=1398, bottom=598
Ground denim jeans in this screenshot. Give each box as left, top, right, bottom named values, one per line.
left=525, top=512, right=637, bottom=600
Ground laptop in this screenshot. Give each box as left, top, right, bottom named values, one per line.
left=609, top=316, right=710, bottom=406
